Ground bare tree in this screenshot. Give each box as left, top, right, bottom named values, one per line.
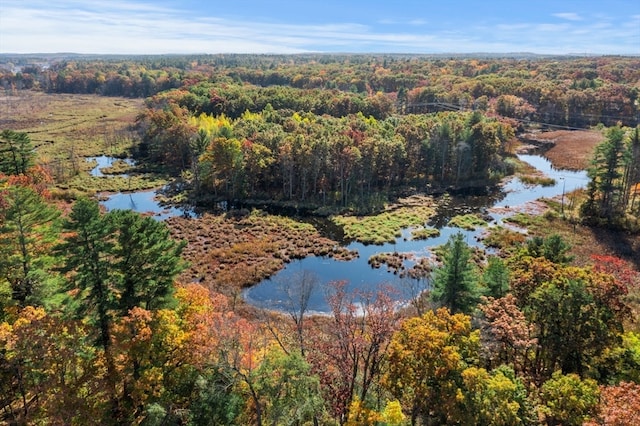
left=282, top=270, right=319, bottom=356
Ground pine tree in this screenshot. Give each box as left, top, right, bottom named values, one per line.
left=0, top=130, right=34, bottom=175
left=0, top=185, right=60, bottom=307
left=109, top=209, right=186, bottom=315
left=582, top=126, right=626, bottom=222
left=431, top=232, right=480, bottom=314
left=57, top=198, right=186, bottom=423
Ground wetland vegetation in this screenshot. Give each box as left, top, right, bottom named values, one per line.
left=1, top=54, right=640, bottom=425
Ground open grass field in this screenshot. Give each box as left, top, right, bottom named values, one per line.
left=522, top=129, right=605, bottom=170
left=0, top=91, right=163, bottom=193
left=1, top=91, right=143, bottom=156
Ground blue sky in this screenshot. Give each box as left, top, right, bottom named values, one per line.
left=1, top=0, right=639, bottom=55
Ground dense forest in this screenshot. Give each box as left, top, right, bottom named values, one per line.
left=1, top=54, right=640, bottom=425
left=2, top=54, right=638, bottom=127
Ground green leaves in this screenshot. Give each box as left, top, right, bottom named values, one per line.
left=59, top=198, right=186, bottom=318
left=539, top=371, right=600, bottom=426
left=0, top=130, right=34, bottom=176
left=431, top=232, right=481, bottom=314
left=109, top=209, right=186, bottom=314
left=0, top=185, right=61, bottom=307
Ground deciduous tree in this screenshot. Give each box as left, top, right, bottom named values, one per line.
left=384, top=307, right=480, bottom=425
left=538, top=371, right=600, bottom=426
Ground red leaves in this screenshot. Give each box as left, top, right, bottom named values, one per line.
left=585, top=382, right=640, bottom=426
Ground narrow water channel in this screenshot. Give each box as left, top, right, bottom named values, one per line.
left=243, top=154, right=589, bottom=312
left=97, top=154, right=589, bottom=313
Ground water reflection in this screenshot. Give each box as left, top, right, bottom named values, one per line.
left=87, top=155, right=135, bottom=177
left=244, top=155, right=589, bottom=312
left=101, top=190, right=194, bottom=220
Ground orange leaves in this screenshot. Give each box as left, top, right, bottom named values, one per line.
left=1, top=307, right=105, bottom=423
left=592, top=382, right=640, bottom=426
left=479, top=295, right=537, bottom=374
left=174, top=283, right=262, bottom=372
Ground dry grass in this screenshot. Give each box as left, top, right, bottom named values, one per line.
left=167, top=210, right=357, bottom=296
left=521, top=129, right=604, bottom=170
left=1, top=91, right=143, bottom=184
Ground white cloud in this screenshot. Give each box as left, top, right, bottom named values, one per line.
left=0, top=0, right=637, bottom=55
left=553, top=12, right=583, bottom=21
left=408, top=19, right=427, bottom=26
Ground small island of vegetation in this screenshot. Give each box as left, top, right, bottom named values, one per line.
left=1, top=53, right=639, bottom=425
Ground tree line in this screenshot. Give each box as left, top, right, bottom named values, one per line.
left=582, top=125, right=640, bottom=229
left=2, top=55, right=638, bottom=127
left=136, top=95, right=515, bottom=209
left=1, top=130, right=640, bottom=424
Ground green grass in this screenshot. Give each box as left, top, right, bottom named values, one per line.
left=60, top=174, right=169, bottom=195
left=2, top=91, right=145, bottom=193
left=411, top=226, right=441, bottom=240
left=333, top=204, right=437, bottom=245
left=448, top=213, right=487, bottom=230
left=505, top=212, right=546, bottom=229
left=519, top=175, right=556, bottom=186
left=482, top=226, right=527, bottom=251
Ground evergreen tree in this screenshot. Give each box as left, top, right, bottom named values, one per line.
left=482, top=256, right=510, bottom=299
left=582, top=125, right=627, bottom=222
left=431, top=232, right=480, bottom=314
left=57, top=198, right=186, bottom=423
left=57, top=198, right=120, bottom=421
left=0, top=185, right=60, bottom=307
left=623, top=126, right=640, bottom=213
left=0, top=130, right=34, bottom=175
left=109, top=209, right=186, bottom=315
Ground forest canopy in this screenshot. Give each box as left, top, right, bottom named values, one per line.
left=1, top=53, right=640, bottom=425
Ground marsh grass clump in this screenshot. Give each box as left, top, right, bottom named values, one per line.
left=505, top=212, right=546, bottom=229
left=368, top=252, right=411, bottom=274
left=448, top=213, right=487, bottom=231
left=410, top=226, right=441, bottom=240
left=403, top=257, right=433, bottom=280
left=482, top=226, right=527, bottom=252
left=333, top=202, right=437, bottom=245
left=99, top=159, right=135, bottom=175
left=167, top=210, right=354, bottom=294
left=61, top=174, right=169, bottom=194
left=519, top=175, right=556, bottom=186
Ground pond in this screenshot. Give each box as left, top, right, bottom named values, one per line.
left=101, top=189, right=194, bottom=220
left=96, top=153, right=589, bottom=312
left=243, top=154, right=589, bottom=313
left=87, top=155, right=135, bottom=177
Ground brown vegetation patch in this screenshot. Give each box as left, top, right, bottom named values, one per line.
left=1, top=92, right=143, bottom=184
left=368, top=252, right=412, bottom=274
left=167, top=211, right=355, bottom=295
left=404, top=257, right=433, bottom=280
left=520, top=130, right=604, bottom=170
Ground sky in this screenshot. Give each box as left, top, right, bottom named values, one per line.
left=1, top=0, right=639, bottom=55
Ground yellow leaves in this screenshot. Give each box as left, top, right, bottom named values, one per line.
left=385, top=307, right=481, bottom=421
left=240, top=109, right=262, bottom=122
left=188, top=112, right=233, bottom=137
left=12, top=305, right=47, bottom=328
left=153, top=309, right=188, bottom=351
left=346, top=397, right=382, bottom=426
left=0, top=321, right=14, bottom=350
left=176, top=283, right=216, bottom=318
left=381, top=400, right=406, bottom=426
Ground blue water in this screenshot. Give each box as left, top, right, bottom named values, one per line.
left=243, top=155, right=589, bottom=312
left=96, top=153, right=589, bottom=312
left=101, top=190, right=194, bottom=220
left=87, top=156, right=135, bottom=177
